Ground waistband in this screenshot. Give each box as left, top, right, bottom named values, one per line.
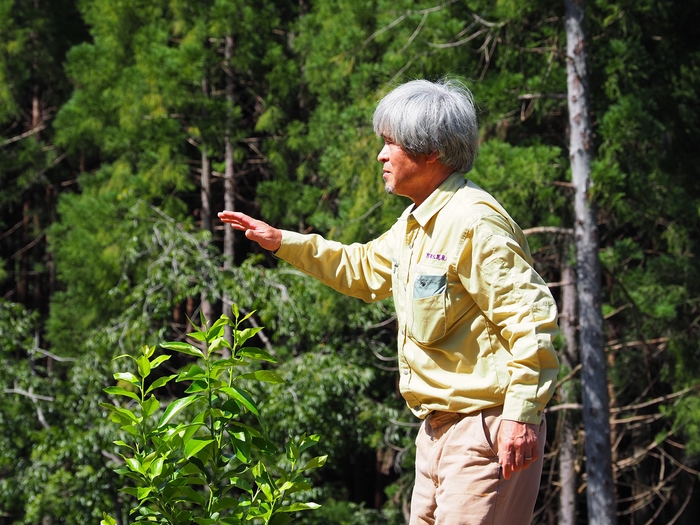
left=427, top=405, right=503, bottom=431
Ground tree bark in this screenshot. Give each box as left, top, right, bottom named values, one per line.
left=558, top=254, right=579, bottom=525
left=200, top=69, right=213, bottom=326
left=222, top=34, right=235, bottom=342
left=565, top=1, right=617, bottom=524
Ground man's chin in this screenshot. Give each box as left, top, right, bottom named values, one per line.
left=384, top=184, right=395, bottom=195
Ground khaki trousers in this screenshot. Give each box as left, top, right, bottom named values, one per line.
left=409, top=406, right=546, bottom=525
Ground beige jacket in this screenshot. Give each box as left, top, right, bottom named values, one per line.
left=276, top=172, right=560, bottom=423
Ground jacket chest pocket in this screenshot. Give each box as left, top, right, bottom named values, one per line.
left=410, top=272, right=448, bottom=344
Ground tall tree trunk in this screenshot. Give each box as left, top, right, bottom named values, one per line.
left=200, top=70, right=213, bottom=326
left=559, top=253, right=579, bottom=525
left=565, top=2, right=617, bottom=524
left=222, top=34, right=235, bottom=343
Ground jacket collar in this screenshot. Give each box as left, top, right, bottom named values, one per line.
left=400, top=172, right=466, bottom=227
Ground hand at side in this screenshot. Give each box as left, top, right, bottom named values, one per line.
left=218, top=211, right=282, bottom=252
left=497, top=419, right=540, bottom=480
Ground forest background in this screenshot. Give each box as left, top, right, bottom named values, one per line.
left=2, top=0, right=700, bottom=524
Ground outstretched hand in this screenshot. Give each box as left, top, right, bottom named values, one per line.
left=218, top=211, right=282, bottom=252
left=497, top=419, right=540, bottom=480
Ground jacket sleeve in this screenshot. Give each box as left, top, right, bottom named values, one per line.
left=274, top=226, right=397, bottom=303
left=458, top=214, right=560, bottom=424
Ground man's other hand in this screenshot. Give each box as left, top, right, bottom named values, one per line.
left=218, top=211, right=282, bottom=252
left=497, top=419, right=540, bottom=480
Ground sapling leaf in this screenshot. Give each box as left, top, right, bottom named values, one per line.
left=100, top=512, right=118, bottom=525
left=220, top=386, right=259, bottom=415
left=142, top=395, right=160, bottom=417
left=176, top=485, right=207, bottom=507
left=238, top=346, right=277, bottom=363
left=114, top=372, right=141, bottom=385
left=301, top=455, right=328, bottom=471
left=177, top=365, right=206, bottom=381
left=228, top=421, right=263, bottom=438
left=136, top=355, right=151, bottom=378
left=220, top=517, right=244, bottom=525
left=114, top=468, right=143, bottom=483
left=104, top=386, right=140, bottom=401
left=285, top=441, right=299, bottom=463
left=231, top=431, right=252, bottom=463
left=160, top=341, right=204, bottom=358
left=100, top=403, right=140, bottom=424
left=122, top=425, right=139, bottom=437
left=212, top=497, right=240, bottom=513
left=237, top=327, right=263, bottom=346
left=298, top=434, right=321, bottom=453
left=281, top=481, right=312, bottom=495
left=150, top=354, right=171, bottom=369
left=239, top=370, right=284, bottom=384
left=252, top=461, right=276, bottom=501
left=276, top=502, right=321, bottom=513
left=158, top=395, right=198, bottom=427
left=231, top=303, right=239, bottom=319
left=185, top=438, right=213, bottom=459
left=269, top=514, right=293, bottom=525
left=188, top=330, right=207, bottom=342
left=209, top=336, right=233, bottom=355
left=125, top=457, right=145, bottom=475
left=239, top=309, right=256, bottom=323
left=185, top=380, right=208, bottom=393
left=145, top=374, right=177, bottom=395
left=149, top=457, right=164, bottom=478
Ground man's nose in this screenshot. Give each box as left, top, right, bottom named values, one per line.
left=377, top=144, right=389, bottom=162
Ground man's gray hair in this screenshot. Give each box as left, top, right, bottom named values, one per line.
left=373, top=78, right=479, bottom=173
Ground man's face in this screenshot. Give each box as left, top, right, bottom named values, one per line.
left=377, top=138, right=432, bottom=202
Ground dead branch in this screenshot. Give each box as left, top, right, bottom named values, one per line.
left=0, top=123, right=47, bottom=147
left=10, top=232, right=45, bottom=259
left=546, top=402, right=583, bottom=413
left=523, top=226, right=574, bottom=236
left=4, top=386, right=54, bottom=402
left=362, top=0, right=460, bottom=47
left=518, top=93, right=567, bottom=100
left=610, top=386, right=696, bottom=414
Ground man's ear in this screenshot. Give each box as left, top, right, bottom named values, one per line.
left=425, top=151, right=440, bottom=163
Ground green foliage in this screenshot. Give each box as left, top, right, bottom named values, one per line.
left=3, top=1, right=700, bottom=524
left=101, top=308, right=325, bottom=524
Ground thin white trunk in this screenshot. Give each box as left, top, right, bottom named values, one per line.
left=222, top=35, right=235, bottom=344
left=565, top=1, right=617, bottom=524
left=200, top=73, right=213, bottom=326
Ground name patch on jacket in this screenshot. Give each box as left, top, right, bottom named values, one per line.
left=425, top=252, right=447, bottom=262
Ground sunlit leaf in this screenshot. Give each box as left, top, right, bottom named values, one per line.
left=220, top=386, right=259, bottom=415
left=145, top=374, right=177, bottom=395
left=238, top=346, right=277, bottom=363
left=160, top=341, right=204, bottom=357
left=238, top=370, right=284, bottom=384
left=104, top=386, right=139, bottom=401
left=158, top=395, right=199, bottom=427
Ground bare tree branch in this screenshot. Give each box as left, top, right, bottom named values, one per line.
left=4, top=386, right=54, bottom=402
left=0, top=123, right=47, bottom=147
left=523, top=226, right=574, bottom=236
left=610, top=386, right=696, bottom=414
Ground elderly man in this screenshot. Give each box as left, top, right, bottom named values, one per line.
left=219, top=78, right=559, bottom=525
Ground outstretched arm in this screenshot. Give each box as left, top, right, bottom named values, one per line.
left=218, top=211, right=282, bottom=252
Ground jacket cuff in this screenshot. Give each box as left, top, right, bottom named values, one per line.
left=501, top=397, right=545, bottom=425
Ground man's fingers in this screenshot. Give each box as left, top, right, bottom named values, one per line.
left=218, top=211, right=254, bottom=227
